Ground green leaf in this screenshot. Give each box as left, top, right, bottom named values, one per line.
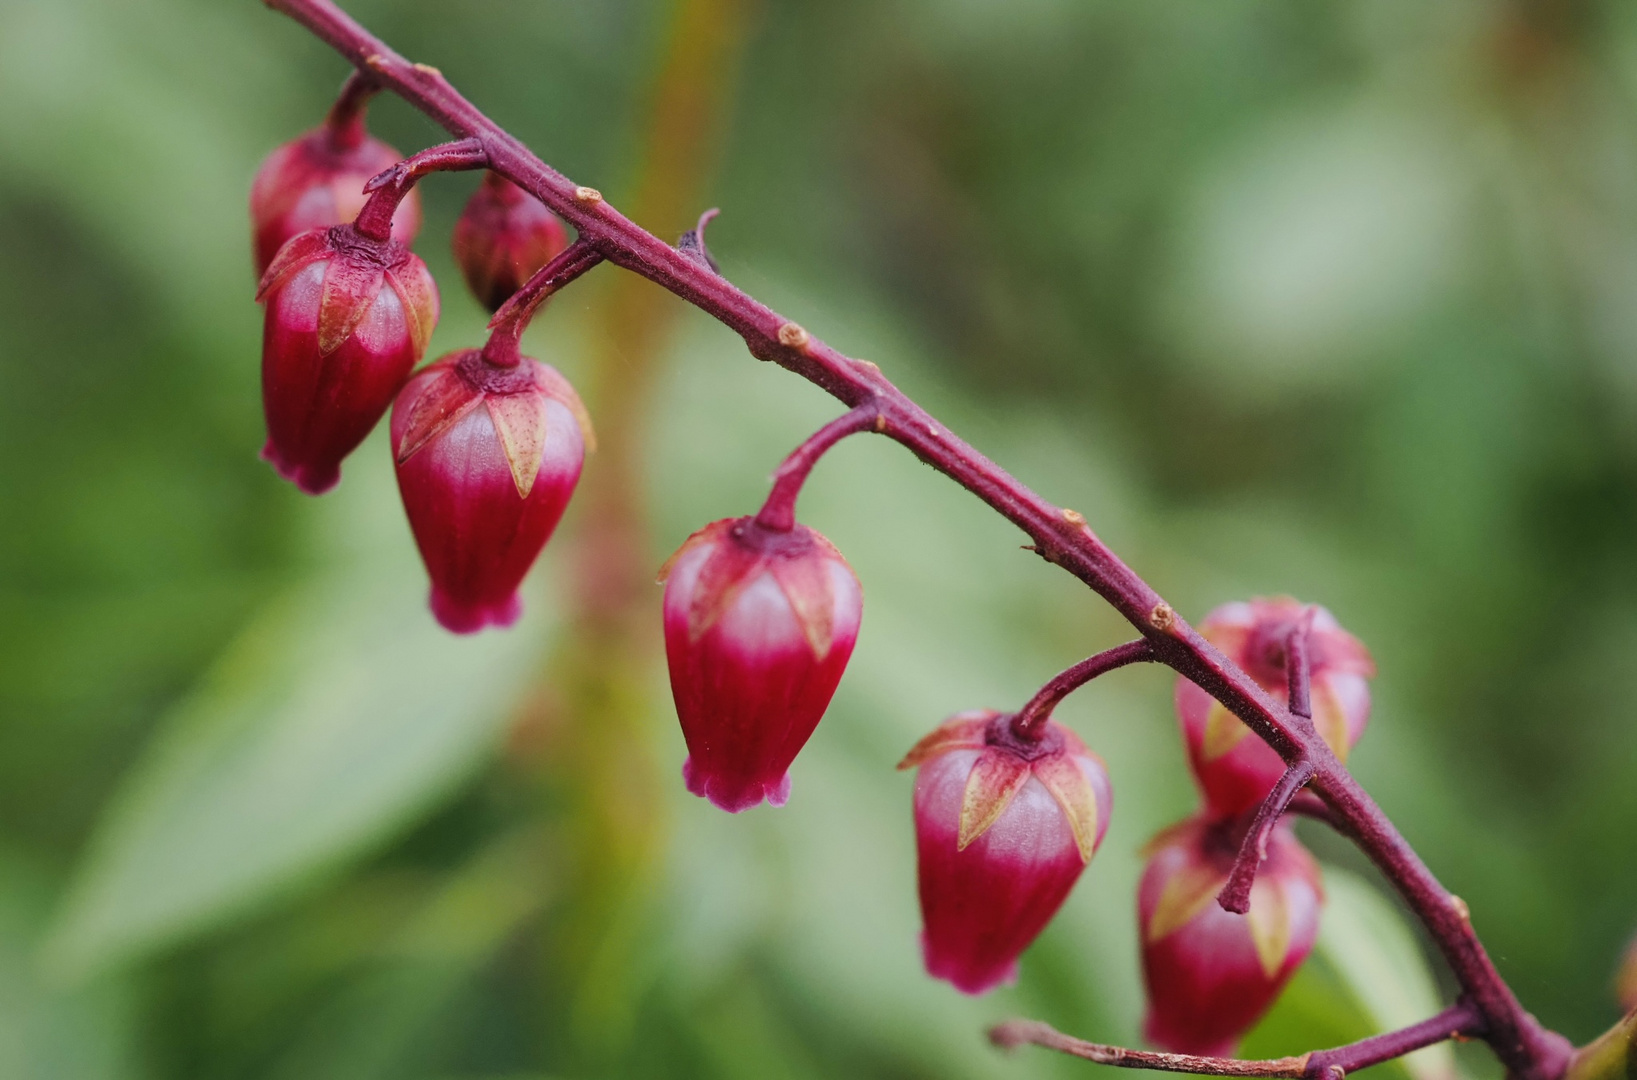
left=44, top=571, right=549, bottom=980
left=0, top=852, right=139, bottom=1080
left=261, top=829, right=553, bottom=1080
left=1317, top=867, right=1460, bottom=1080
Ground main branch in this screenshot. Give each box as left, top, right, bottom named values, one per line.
left=258, top=3, right=1573, bottom=1077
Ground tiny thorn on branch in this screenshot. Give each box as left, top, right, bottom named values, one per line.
left=678, top=207, right=721, bottom=272
left=777, top=321, right=810, bottom=350
left=1219, top=758, right=1316, bottom=914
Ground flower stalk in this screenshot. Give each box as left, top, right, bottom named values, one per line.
left=1010, top=639, right=1157, bottom=742
left=257, top=3, right=1578, bottom=1077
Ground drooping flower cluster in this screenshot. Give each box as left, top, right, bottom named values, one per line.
left=250, top=94, right=581, bottom=633
left=1139, top=597, right=1374, bottom=1055
left=244, top=78, right=1391, bottom=1058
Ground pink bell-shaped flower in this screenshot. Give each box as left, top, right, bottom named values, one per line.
left=899, top=710, right=1112, bottom=995
left=390, top=348, right=591, bottom=634
left=1139, top=815, right=1323, bottom=1055
left=659, top=517, right=863, bottom=813
left=256, top=225, right=439, bottom=495
left=1176, top=598, right=1374, bottom=816
left=452, top=172, right=570, bottom=312
left=250, top=112, right=421, bottom=277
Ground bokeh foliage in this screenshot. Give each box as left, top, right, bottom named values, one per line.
left=1, top=0, right=1635, bottom=1077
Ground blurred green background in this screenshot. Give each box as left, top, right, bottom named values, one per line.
left=2, top=0, right=1635, bottom=1077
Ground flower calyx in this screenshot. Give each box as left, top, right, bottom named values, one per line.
left=658, top=517, right=850, bottom=662
left=394, top=349, right=593, bottom=499
left=899, top=711, right=1105, bottom=865
left=257, top=225, right=437, bottom=359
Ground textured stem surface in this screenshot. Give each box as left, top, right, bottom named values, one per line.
left=259, top=4, right=1572, bottom=1076
left=1285, top=614, right=1314, bottom=720
left=1217, top=759, right=1316, bottom=915
left=354, top=137, right=486, bottom=239
left=1011, top=639, right=1156, bottom=740
left=754, top=405, right=880, bottom=532
left=481, top=239, right=605, bottom=367
left=992, top=1001, right=1483, bottom=1078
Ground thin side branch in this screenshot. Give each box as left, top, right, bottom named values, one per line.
left=754, top=404, right=881, bottom=532
left=1285, top=612, right=1315, bottom=721
left=989, top=1019, right=1309, bottom=1077
left=1011, top=638, right=1157, bottom=740
left=1285, top=790, right=1342, bottom=832
left=992, top=1000, right=1483, bottom=1079
left=482, top=238, right=606, bottom=367
left=322, top=68, right=378, bottom=149
left=1218, top=759, right=1316, bottom=914
left=354, top=137, right=486, bottom=239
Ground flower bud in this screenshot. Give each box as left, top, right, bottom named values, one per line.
left=256, top=225, right=439, bottom=495
left=250, top=121, right=422, bottom=277
left=452, top=173, right=570, bottom=312
left=1139, top=815, right=1322, bottom=1056
left=390, top=349, right=592, bottom=634
left=1176, top=598, right=1374, bottom=817
left=899, top=710, right=1112, bottom=995
left=659, top=518, right=863, bottom=813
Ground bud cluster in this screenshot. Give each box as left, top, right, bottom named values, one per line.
left=1138, top=598, right=1374, bottom=1055
left=250, top=93, right=582, bottom=632
left=247, top=65, right=1391, bottom=1063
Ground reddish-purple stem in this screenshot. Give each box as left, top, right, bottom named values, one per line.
left=481, top=238, right=605, bottom=368
left=258, top=4, right=1574, bottom=1076
left=353, top=137, right=486, bottom=240
left=322, top=69, right=376, bottom=150
left=991, top=1000, right=1483, bottom=1078
left=1011, top=639, right=1157, bottom=741
left=1286, top=613, right=1314, bottom=721
left=753, top=405, right=880, bottom=532
left=1218, top=759, right=1315, bottom=914
left=1210, top=614, right=1320, bottom=911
